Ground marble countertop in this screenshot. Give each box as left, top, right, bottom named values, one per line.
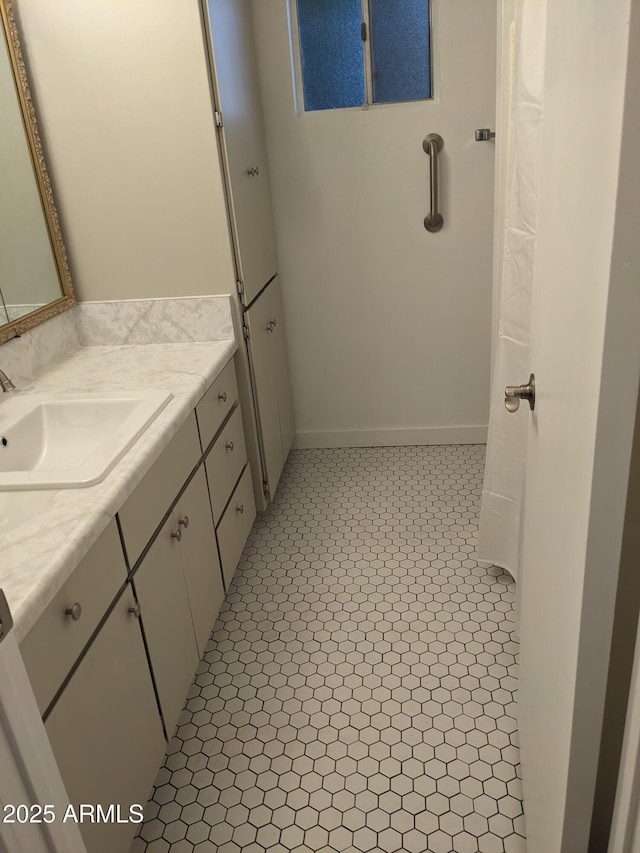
left=0, top=339, right=236, bottom=643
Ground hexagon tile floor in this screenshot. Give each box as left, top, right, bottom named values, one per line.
left=132, top=445, right=525, bottom=853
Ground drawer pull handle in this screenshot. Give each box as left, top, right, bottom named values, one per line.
left=218, top=391, right=227, bottom=403
left=171, top=528, right=182, bottom=542
left=226, top=441, right=234, bottom=452
left=128, top=603, right=142, bottom=619
left=65, top=602, right=82, bottom=622
left=237, top=504, right=244, bottom=515
left=178, top=515, right=190, bottom=529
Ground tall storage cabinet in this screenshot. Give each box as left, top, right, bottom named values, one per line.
left=202, top=0, right=294, bottom=506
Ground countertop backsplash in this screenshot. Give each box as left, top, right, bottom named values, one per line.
left=0, top=295, right=235, bottom=388
left=75, top=295, right=235, bottom=346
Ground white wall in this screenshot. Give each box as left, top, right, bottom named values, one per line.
left=252, top=0, right=496, bottom=447
left=15, top=1, right=236, bottom=302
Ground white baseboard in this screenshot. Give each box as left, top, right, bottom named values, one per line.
left=293, top=426, right=488, bottom=450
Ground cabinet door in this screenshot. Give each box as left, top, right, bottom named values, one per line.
left=216, top=465, right=257, bottom=587
left=246, top=278, right=294, bottom=497
left=45, top=587, right=164, bottom=853
left=133, top=516, right=199, bottom=739
left=20, top=519, right=126, bottom=716
left=205, top=0, right=278, bottom=304
left=174, top=467, right=225, bottom=656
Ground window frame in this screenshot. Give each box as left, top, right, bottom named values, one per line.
left=287, top=0, right=438, bottom=115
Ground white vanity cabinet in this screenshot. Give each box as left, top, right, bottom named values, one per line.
left=16, top=356, right=257, bottom=853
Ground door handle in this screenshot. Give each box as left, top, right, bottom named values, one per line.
left=422, top=133, right=444, bottom=232
left=505, top=374, right=536, bottom=412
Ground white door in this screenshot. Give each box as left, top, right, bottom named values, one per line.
left=516, top=2, right=640, bottom=851
left=204, top=0, right=279, bottom=306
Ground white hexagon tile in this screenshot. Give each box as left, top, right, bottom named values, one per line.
left=131, top=446, right=525, bottom=853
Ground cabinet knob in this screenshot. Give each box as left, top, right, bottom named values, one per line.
left=266, top=319, right=276, bottom=333
left=218, top=391, right=227, bottom=403
left=178, top=515, right=190, bottom=529
left=171, top=528, right=182, bottom=542
left=236, top=504, right=244, bottom=515
left=226, top=441, right=234, bottom=452
left=128, top=603, right=142, bottom=619
left=65, top=602, right=82, bottom=622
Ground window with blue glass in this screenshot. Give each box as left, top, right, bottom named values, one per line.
left=296, top=0, right=431, bottom=112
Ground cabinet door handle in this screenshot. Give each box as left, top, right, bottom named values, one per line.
left=65, top=602, right=82, bottom=621
left=171, top=528, right=182, bottom=542
left=226, top=441, right=234, bottom=452
left=218, top=391, right=227, bottom=402
left=266, top=319, right=277, bottom=333
left=128, top=603, right=142, bottom=619
left=178, top=515, right=190, bottom=529
left=236, top=504, right=244, bottom=515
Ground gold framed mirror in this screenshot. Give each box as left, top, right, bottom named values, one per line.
left=0, top=0, right=75, bottom=345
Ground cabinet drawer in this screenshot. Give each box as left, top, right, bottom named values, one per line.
left=196, top=359, right=238, bottom=451
left=20, top=520, right=126, bottom=716
left=216, top=465, right=256, bottom=588
left=118, top=413, right=201, bottom=568
left=205, top=406, right=248, bottom=524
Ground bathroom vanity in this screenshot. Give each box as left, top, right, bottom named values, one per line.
left=0, top=297, right=256, bottom=853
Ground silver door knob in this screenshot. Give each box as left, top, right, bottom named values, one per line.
left=505, top=374, right=535, bottom=412
left=65, top=602, right=82, bottom=621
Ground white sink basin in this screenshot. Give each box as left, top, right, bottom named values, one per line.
left=0, top=390, right=172, bottom=490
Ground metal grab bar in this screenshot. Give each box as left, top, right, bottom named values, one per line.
left=422, top=133, right=444, bottom=232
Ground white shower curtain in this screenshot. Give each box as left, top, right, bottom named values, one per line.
left=478, top=0, right=547, bottom=581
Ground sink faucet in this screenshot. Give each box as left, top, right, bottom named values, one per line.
left=0, top=369, right=15, bottom=392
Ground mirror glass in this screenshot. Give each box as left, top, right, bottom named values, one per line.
left=0, top=0, right=74, bottom=344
